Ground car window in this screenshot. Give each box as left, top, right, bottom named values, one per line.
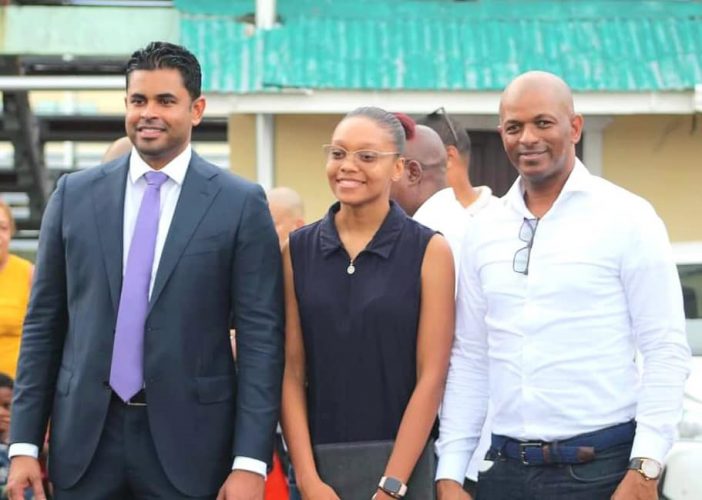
left=678, top=264, right=702, bottom=356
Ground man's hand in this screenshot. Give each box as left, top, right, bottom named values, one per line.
left=6, top=456, right=46, bottom=500
left=436, top=479, right=472, bottom=500
left=216, top=470, right=265, bottom=500
left=611, top=470, right=658, bottom=500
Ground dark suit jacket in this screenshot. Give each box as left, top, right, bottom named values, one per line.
left=10, top=152, right=284, bottom=496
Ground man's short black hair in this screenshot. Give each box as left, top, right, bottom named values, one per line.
left=126, top=41, right=202, bottom=101
left=0, top=372, right=13, bottom=390
left=419, top=112, right=472, bottom=158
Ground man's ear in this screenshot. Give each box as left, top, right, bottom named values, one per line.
left=405, top=159, right=423, bottom=184
left=445, top=145, right=460, bottom=170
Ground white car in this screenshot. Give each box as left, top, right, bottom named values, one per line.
left=660, top=242, right=702, bottom=499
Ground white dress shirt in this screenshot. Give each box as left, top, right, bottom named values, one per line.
left=435, top=160, right=691, bottom=483
left=413, top=186, right=498, bottom=275
left=10, top=146, right=268, bottom=478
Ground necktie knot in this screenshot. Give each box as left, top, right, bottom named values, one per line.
left=144, top=171, right=168, bottom=189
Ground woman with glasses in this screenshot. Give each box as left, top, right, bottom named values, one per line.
left=281, top=107, right=455, bottom=500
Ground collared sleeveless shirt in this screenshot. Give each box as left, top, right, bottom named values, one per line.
left=289, top=201, right=435, bottom=445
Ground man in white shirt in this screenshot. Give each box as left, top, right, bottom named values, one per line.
left=435, top=71, right=691, bottom=500
left=391, top=124, right=497, bottom=274
left=419, top=109, right=496, bottom=214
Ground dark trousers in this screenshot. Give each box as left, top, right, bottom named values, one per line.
left=54, top=396, right=213, bottom=500
left=475, top=442, right=632, bottom=500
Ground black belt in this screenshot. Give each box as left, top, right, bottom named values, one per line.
left=112, top=388, right=147, bottom=406
left=488, top=420, right=635, bottom=466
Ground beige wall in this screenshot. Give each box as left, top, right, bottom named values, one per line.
left=228, top=114, right=341, bottom=223
left=275, top=114, right=341, bottom=222
left=603, top=115, right=702, bottom=242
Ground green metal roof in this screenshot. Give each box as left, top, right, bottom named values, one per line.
left=176, top=1, right=702, bottom=93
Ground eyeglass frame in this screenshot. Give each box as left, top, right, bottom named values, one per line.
left=322, top=144, right=401, bottom=168
left=430, top=106, right=459, bottom=147
left=513, top=217, right=539, bottom=275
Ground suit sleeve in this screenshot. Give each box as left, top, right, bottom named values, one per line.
left=230, top=184, right=285, bottom=464
left=10, top=175, right=69, bottom=448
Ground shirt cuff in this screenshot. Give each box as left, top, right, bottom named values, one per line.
left=232, top=456, right=268, bottom=478
left=630, top=426, right=670, bottom=465
left=435, top=450, right=471, bottom=484
left=8, top=443, right=40, bottom=459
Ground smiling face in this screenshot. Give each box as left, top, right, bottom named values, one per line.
left=125, top=68, right=205, bottom=170
left=499, top=73, right=583, bottom=191
left=325, top=116, right=403, bottom=208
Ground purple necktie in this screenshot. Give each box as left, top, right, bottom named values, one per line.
left=110, top=171, right=168, bottom=402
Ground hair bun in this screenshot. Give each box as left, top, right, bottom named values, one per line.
left=393, top=112, right=416, bottom=141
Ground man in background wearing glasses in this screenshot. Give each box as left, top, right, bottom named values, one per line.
left=435, top=71, right=690, bottom=500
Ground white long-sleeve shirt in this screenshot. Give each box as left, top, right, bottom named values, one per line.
left=436, top=160, right=691, bottom=483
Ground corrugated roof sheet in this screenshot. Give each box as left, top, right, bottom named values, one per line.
left=176, top=0, right=702, bottom=93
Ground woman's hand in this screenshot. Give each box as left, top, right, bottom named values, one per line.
left=299, top=478, right=341, bottom=500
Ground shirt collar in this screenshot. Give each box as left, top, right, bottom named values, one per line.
left=319, top=200, right=408, bottom=259
left=128, top=145, right=192, bottom=185
left=505, top=158, right=592, bottom=216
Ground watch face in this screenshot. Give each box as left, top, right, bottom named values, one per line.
left=383, top=477, right=403, bottom=493
left=641, top=460, right=661, bottom=478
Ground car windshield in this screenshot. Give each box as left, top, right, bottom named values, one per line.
left=679, top=263, right=702, bottom=356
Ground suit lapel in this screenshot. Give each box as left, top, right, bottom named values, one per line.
left=148, top=154, right=221, bottom=312
left=92, top=159, right=129, bottom=313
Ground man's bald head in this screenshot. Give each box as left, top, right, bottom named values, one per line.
left=497, top=71, right=583, bottom=191
left=267, top=187, right=305, bottom=248
left=499, top=71, right=575, bottom=121
left=404, top=125, right=448, bottom=171
left=102, top=136, right=133, bottom=163
left=390, top=125, right=449, bottom=216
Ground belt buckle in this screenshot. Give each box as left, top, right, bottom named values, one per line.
left=519, top=442, right=543, bottom=465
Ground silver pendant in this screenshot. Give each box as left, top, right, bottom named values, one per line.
left=347, top=264, right=355, bottom=275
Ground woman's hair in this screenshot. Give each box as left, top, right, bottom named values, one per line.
left=0, top=198, right=15, bottom=236
left=344, top=107, right=416, bottom=153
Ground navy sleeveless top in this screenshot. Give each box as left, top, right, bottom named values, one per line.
left=289, top=201, right=435, bottom=445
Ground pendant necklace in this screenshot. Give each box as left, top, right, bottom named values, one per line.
left=347, top=259, right=356, bottom=275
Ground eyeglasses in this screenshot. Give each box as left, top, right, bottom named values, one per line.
left=430, top=107, right=459, bottom=147
left=322, top=144, right=400, bottom=167
left=513, top=218, right=539, bottom=275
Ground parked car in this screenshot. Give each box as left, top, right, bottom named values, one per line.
left=660, top=242, right=702, bottom=499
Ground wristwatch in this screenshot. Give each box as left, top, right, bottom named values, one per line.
left=378, top=476, right=408, bottom=498
left=628, top=458, right=662, bottom=480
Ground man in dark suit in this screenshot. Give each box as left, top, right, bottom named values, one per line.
left=7, top=42, right=284, bottom=500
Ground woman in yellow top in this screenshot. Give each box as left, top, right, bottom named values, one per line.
left=0, top=199, right=33, bottom=378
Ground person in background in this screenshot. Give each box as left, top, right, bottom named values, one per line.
left=0, top=199, right=33, bottom=380
left=267, top=187, right=305, bottom=249
left=0, top=373, right=36, bottom=500
left=101, top=136, right=133, bottom=163
left=391, top=122, right=497, bottom=495
left=281, top=107, right=455, bottom=500
left=265, top=186, right=307, bottom=500
left=435, top=71, right=691, bottom=500
left=419, top=109, right=496, bottom=212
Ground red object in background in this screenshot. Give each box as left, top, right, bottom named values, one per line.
left=265, top=451, right=289, bottom=500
